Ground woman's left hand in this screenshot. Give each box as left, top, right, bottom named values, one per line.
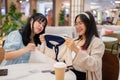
left=39, top=34, right=46, bottom=43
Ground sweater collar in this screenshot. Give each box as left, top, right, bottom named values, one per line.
left=45, top=35, right=65, bottom=61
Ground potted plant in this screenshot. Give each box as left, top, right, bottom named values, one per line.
left=0, top=2, right=25, bottom=37
left=59, top=9, right=65, bottom=26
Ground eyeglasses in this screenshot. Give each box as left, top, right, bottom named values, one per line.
left=74, top=21, right=84, bottom=26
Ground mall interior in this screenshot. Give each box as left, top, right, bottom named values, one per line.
left=1, top=0, right=120, bottom=26
left=0, top=0, right=120, bottom=80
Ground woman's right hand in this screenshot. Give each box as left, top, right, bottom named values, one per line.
left=25, top=43, right=36, bottom=51
left=65, top=38, right=79, bottom=54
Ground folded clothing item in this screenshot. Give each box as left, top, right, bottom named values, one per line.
left=44, top=35, right=65, bottom=61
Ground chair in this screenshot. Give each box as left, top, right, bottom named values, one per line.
left=103, top=33, right=120, bottom=55
left=102, top=52, right=119, bottom=80
left=0, top=47, right=5, bottom=64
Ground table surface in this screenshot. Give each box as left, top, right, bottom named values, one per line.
left=0, top=63, right=76, bottom=80
left=101, top=36, right=118, bottom=42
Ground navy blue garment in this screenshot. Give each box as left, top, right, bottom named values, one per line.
left=44, top=35, right=65, bottom=61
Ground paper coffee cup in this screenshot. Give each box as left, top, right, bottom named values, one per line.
left=54, top=62, right=67, bottom=80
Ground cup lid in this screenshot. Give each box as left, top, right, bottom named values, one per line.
left=54, top=62, right=67, bottom=68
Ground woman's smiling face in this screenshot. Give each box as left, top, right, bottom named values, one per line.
left=31, top=19, right=46, bottom=34
left=33, top=21, right=45, bottom=34
left=75, top=16, right=86, bottom=36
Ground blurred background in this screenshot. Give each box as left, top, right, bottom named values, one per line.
left=1, top=0, right=120, bottom=26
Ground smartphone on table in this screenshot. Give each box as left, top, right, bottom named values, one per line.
left=0, top=69, right=8, bottom=76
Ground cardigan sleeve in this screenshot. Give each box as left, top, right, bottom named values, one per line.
left=38, top=43, right=46, bottom=53
left=73, top=37, right=105, bottom=72
left=38, top=43, right=56, bottom=59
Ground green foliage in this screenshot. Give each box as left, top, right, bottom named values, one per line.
left=33, top=9, right=37, bottom=14
left=9, top=2, right=16, bottom=13
left=0, top=2, right=25, bottom=37
left=59, top=9, right=65, bottom=26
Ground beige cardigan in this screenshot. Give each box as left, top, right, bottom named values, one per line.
left=73, top=36, right=105, bottom=80
left=38, top=36, right=104, bottom=80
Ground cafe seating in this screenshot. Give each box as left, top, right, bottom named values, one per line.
left=0, top=47, right=5, bottom=64
left=102, top=52, right=119, bottom=80
left=103, top=33, right=120, bottom=55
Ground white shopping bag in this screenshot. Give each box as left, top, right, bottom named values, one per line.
left=29, top=48, right=56, bottom=65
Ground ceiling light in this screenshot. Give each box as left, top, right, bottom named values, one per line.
left=90, top=2, right=98, bottom=5
left=115, top=1, right=120, bottom=4
left=26, top=0, right=29, bottom=2
left=20, top=0, right=22, bottom=3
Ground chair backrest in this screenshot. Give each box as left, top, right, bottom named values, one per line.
left=0, top=47, right=5, bottom=64
left=102, top=52, right=119, bottom=80
left=104, top=33, right=120, bottom=54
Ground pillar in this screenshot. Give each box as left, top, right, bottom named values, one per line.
left=53, top=0, right=62, bottom=26
left=70, top=0, right=84, bottom=26
left=30, top=0, right=37, bottom=15
left=15, top=0, right=20, bottom=12
left=0, top=0, right=2, bottom=25
left=6, top=0, right=20, bottom=12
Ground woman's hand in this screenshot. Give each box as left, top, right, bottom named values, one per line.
left=5, top=43, right=36, bottom=60
left=65, top=38, right=75, bottom=49
left=39, top=34, right=46, bottom=43
left=65, top=38, right=79, bottom=54
left=25, top=43, right=36, bottom=51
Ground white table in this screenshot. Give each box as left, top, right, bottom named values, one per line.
left=101, top=36, right=118, bottom=42
left=0, top=63, right=76, bottom=80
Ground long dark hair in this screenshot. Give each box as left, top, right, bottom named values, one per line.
left=75, top=11, right=99, bottom=49
left=19, top=13, right=47, bottom=46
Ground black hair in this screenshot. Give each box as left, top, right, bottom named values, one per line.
left=19, top=13, right=47, bottom=46
left=74, top=11, right=99, bottom=49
